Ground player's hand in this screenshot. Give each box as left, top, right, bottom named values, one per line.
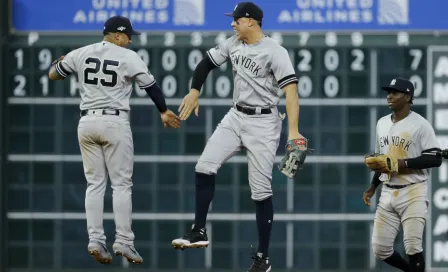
left=288, top=132, right=304, bottom=141
left=362, top=185, right=377, bottom=206
left=178, top=89, right=200, bottom=120
left=52, top=55, right=65, bottom=66
left=160, top=109, right=181, bottom=128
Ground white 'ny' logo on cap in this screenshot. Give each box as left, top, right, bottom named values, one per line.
left=117, top=26, right=126, bottom=31
left=390, top=79, right=396, bottom=85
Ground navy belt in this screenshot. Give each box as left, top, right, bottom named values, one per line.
left=384, top=180, right=425, bottom=189
left=235, top=104, right=271, bottom=115
left=80, top=109, right=120, bottom=117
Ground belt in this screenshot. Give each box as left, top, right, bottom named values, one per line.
left=80, top=109, right=121, bottom=117
left=235, top=104, right=271, bottom=115
left=384, top=180, right=425, bottom=189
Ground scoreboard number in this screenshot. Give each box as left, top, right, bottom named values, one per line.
left=215, top=76, right=231, bottom=97
left=408, top=49, right=423, bottom=97
left=188, top=49, right=203, bottom=71
left=351, top=32, right=363, bottom=47
left=409, top=49, right=423, bottom=71
left=324, top=75, right=339, bottom=97
left=324, top=49, right=339, bottom=71
left=162, top=50, right=177, bottom=71
left=409, top=74, right=423, bottom=97
left=298, top=32, right=310, bottom=46
left=191, top=32, right=203, bottom=47
left=162, top=75, right=177, bottom=97
left=298, top=76, right=312, bottom=97
left=161, top=50, right=177, bottom=97
left=297, top=49, right=312, bottom=72
left=15, top=49, right=23, bottom=70
left=325, top=32, right=338, bottom=47
left=39, top=75, right=49, bottom=96
left=13, top=75, right=26, bottom=96
left=164, top=32, right=175, bottom=46
left=351, top=49, right=365, bottom=71
left=38, top=49, right=52, bottom=71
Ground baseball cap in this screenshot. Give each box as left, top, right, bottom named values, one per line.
left=224, top=2, right=263, bottom=21
left=103, top=16, right=141, bottom=36
left=381, top=77, right=415, bottom=97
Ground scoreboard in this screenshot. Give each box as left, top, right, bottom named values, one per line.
left=3, top=31, right=448, bottom=271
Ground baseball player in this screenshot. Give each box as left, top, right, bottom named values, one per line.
left=171, top=2, right=308, bottom=272
left=48, top=16, right=181, bottom=265
left=362, top=77, right=441, bottom=272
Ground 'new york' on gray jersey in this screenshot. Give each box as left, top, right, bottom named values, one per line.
left=375, top=111, right=440, bottom=185
left=207, top=35, right=298, bottom=108
left=55, top=41, right=154, bottom=111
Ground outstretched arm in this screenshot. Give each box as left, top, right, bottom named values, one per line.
left=397, top=148, right=442, bottom=171
left=178, top=56, right=217, bottom=120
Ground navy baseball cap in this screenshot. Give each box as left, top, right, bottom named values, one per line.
left=103, top=16, right=140, bottom=36
left=224, top=2, right=263, bottom=21
left=381, top=77, right=415, bottom=97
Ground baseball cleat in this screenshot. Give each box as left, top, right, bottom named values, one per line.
left=112, top=242, right=143, bottom=264
left=87, top=241, right=112, bottom=264
left=172, top=224, right=209, bottom=250
left=247, top=249, right=271, bottom=272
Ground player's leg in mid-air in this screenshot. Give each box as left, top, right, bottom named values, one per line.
left=371, top=186, right=410, bottom=272
left=99, top=113, right=143, bottom=264
left=395, top=182, right=428, bottom=272
left=240, top=110, right=281, bottom=272
left=172, top=108, right=243, bottom=250
left=78, top=114, right=112, bottom=264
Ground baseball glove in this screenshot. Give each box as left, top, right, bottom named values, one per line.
left=364, top=153, right=398, bottom=175
left=278, top=137, right=309, bottom=179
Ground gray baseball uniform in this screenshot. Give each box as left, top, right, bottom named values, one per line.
left=55, top=40, right=154, bottom=246
left=371, top=111, right=440, bottom=259
left=195, top=35, right=298, bottom=200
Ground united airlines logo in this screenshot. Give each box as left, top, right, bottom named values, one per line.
left=378, top=0, right=409, bottom=25
left=173, top=0, right=205, bottom=26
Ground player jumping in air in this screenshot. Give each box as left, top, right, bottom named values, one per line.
left=48, top=16, right=181, bottom=265
left=171, top=2, right=308, bottom=272
left=363, top=77, right=442, bottom=272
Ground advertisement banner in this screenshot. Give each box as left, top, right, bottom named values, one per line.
left=11, top=0, right=448, bottom=32
left=427, top=46, right=448, bottom=271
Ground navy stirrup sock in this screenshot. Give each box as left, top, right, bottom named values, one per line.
left=194, top=172, right=215, bottom=229
left=255, top=196, right=273, bottom=258
left=384, top=251, right=410, bottom=272
left=408, top=252, right=425, bottom=272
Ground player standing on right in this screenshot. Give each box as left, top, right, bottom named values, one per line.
left=362, top=78, right=441, bottom=272
left=48, top=16, right=181, bottom=264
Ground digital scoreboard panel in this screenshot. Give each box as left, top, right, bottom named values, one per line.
left=3, top=31, right=448, bottom=271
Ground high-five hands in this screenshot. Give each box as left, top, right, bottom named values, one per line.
left=178, top=89, right=200, bottom=120
left=160, top=109, right=181, bottom=128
